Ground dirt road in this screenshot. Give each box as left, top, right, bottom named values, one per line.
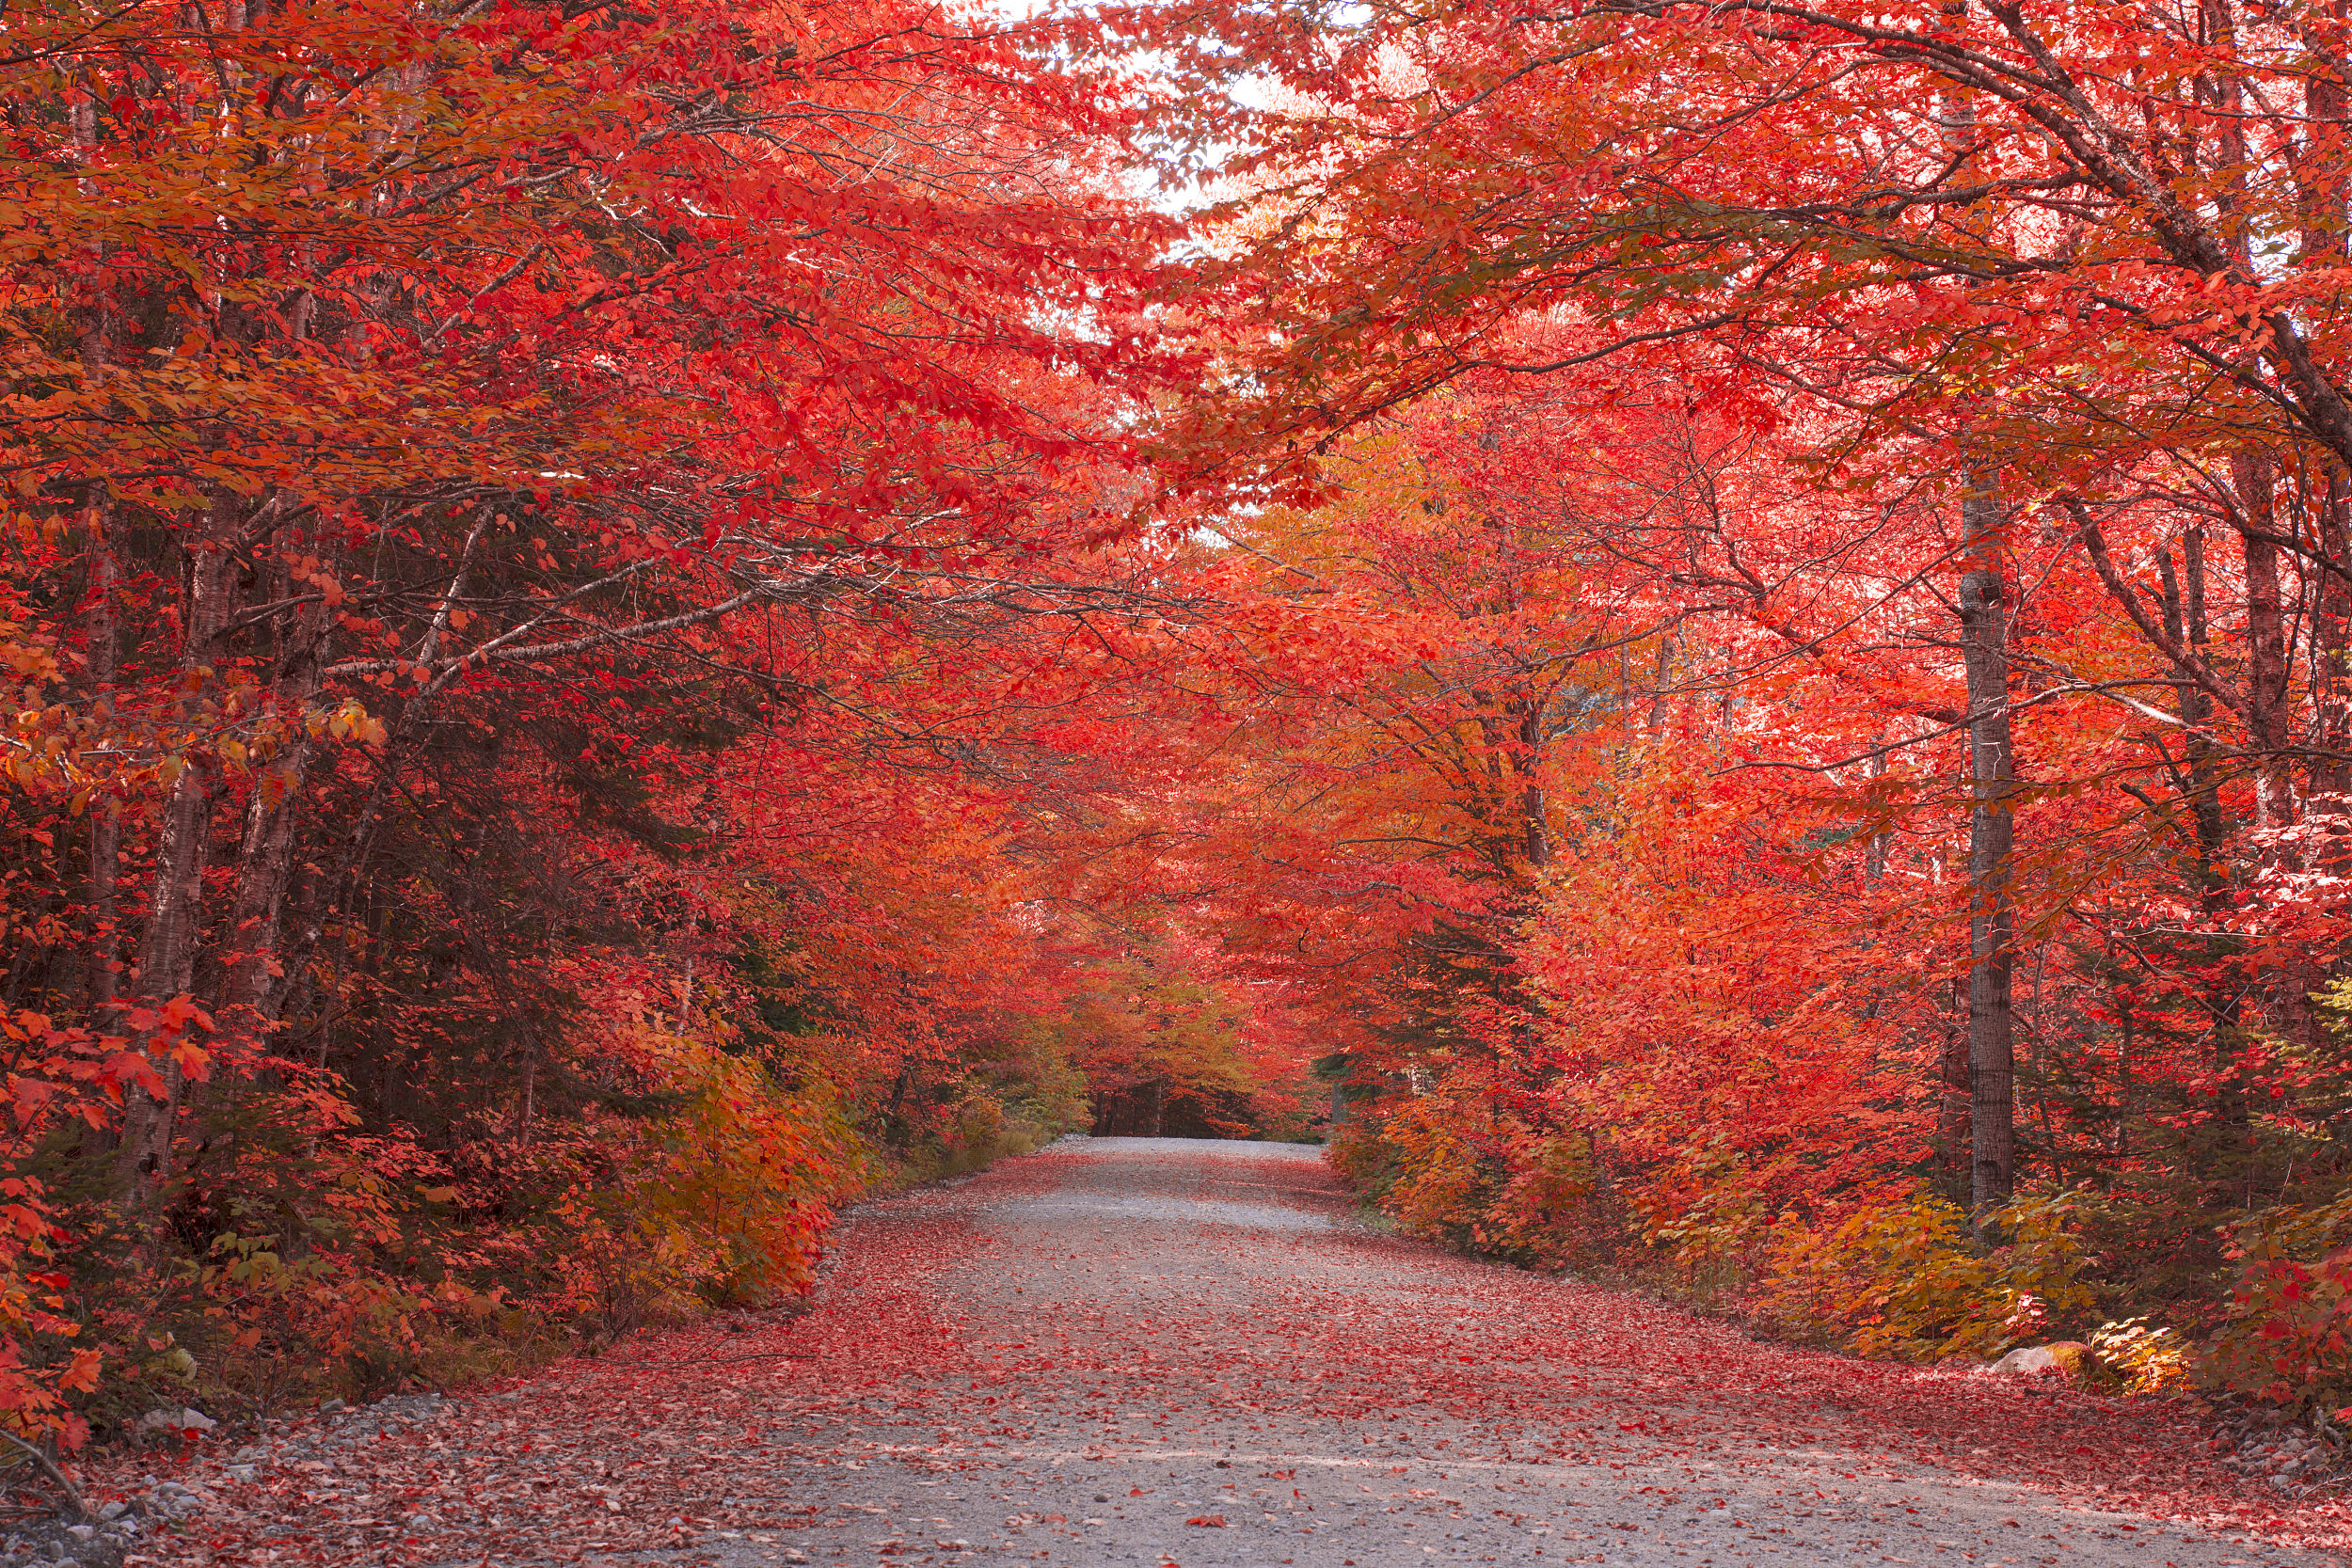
left=182, top=1138, right=2344, bottom=1566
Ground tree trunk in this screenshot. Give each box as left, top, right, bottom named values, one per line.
left=1935, top=71, right=2017, bottom=1225
left=2313, top=470, right=2352, bottom=808
left=2233, top=451, right=2298, bottom=834
left=2156, top=536, right=2230, bottom=901
left=114, top=752, right=218, bottom=1200
left=1959, top=475, right=2016, bottom=1226
left=115, top=504, right=240, bottom=1204
left=222, top=747, right=312, bottom=1022
left=2299, top=9, right=2351, bottom=810
left=74, top=129, right=119, bottom=1024
left=82, top=501, right=121, bottom=1021
left=1864, top=745, right=1889, bottom=886
left=223, top=589, right=333, bottom=1023
left=1937, top=995, right=1972, bottom=1206
left=1518, top=700, right=1549, bottom=870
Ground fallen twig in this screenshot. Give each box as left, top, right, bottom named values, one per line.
left=0, top=1431, right=87, bottom=1522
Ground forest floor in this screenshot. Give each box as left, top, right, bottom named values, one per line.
left=131, top=1138, right=2351, bottom=1566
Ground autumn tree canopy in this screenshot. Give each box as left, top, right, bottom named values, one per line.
left=10, top=0, right=2352, bottom=1442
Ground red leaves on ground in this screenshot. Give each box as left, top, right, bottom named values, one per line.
left=100, top=1146, right=2352, bottom=1562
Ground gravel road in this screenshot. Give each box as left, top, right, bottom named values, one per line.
left=166, top=1135, right=2345, bottom=1566
left=694, top=1137, right=2334, bottom=1568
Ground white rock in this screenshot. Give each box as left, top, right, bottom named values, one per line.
left=137, top=1406, right=215, bottom=1433
left=1991, top=1346, right=2057, bottom=1374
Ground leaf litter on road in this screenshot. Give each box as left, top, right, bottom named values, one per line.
left=120, top=1141, right=2348, bottom=1566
